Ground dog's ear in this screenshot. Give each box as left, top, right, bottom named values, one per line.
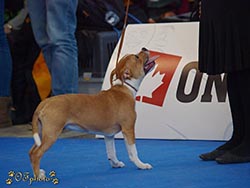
left=116, top=67, right=131, bottom=83
left=109, top=67, right=130, bottom=85
left=110, top=54, right=134, bottom=85
left=110, top=69, right=116, bottom=86
left=123, top=68, right=131, bottom=80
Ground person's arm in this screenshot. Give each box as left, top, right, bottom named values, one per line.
left=4, top=0, right=28, bottom=33
left=190, top=0, right=201, bottom=21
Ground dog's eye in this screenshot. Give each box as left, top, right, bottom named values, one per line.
left=134, top=55, right=139, bottom=59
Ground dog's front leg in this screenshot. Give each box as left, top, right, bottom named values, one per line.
left=104, top=136, right=125, bottom=168
left=123, top=136, right=152, bottom=170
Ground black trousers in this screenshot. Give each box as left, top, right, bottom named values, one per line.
left=7, top=21, right=41, bottom=124
left=227, top=68, right=250, bottom=145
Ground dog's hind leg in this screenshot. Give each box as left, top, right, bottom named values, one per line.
left=29, top=143, right=46, bottom=178
left=29, top=133, right=60, bottom=178
left=29, top=144, right=39, bottom=176
left=122, top=128, right=152, bottom=170
left=104, top=136, right=125, bottom=168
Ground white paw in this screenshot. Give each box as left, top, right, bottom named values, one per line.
left=38, top=169, right=46, bottom=179
left=110, top=160, right=125, bottom=168
left=138, top=163, right=153, bottom=170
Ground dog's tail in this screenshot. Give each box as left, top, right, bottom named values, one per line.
left=32, top=110, right=42, bottom=147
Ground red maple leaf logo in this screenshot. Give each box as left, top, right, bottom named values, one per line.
left=136, top=51, right=182, bottom=107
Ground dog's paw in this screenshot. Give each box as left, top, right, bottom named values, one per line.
left=110, top=160, right=125, bottom=168
left=138, top=163, right=153, bottom=170
left=38, top=169, right=46, bottom=179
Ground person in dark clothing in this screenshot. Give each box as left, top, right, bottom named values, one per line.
left=4, top=0, right=41, bottom=124
left=198, top=0, right=250, bottom=164
left=8, top=18, right=41, bottom=125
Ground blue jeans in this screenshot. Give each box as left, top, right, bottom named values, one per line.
left=27, top=0, right=79, bottom=95
left=0, top=0, right=12, bottom=97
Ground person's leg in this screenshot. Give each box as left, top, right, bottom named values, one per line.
left=199, top=72, right=244, bottom=160
left=46, top=0, right=78, bottom=95
left=216, top=73, right=244, bottom=150
left=9, top=29, right=29, bottom=110
left=10, top=22, right=41, bottom=124
left=9, top=27, right=32, bottom=124
left=216, top=69, right=250, bottom=164
left=27, top=0, right=52, bottom=70
left=238, top=68, right=250, bottom=154
left=0, top=0, right=12, bottom=127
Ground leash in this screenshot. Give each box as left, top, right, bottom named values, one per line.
left=115, top=0, right=130, bottom=66
left=110, top=0, right=130, bottom=86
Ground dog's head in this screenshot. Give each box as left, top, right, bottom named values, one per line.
left=110, top=48, right=155, bottom=86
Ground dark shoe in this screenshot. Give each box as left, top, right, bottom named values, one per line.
left=216, top=152, right=250, bottom=164
left=199, top=149, right=226, bottom=161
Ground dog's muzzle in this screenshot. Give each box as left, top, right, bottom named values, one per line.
left=142, top=48, right=158, bottom=74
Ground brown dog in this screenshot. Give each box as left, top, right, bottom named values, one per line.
left=29, top=48, right=155, bottom=178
